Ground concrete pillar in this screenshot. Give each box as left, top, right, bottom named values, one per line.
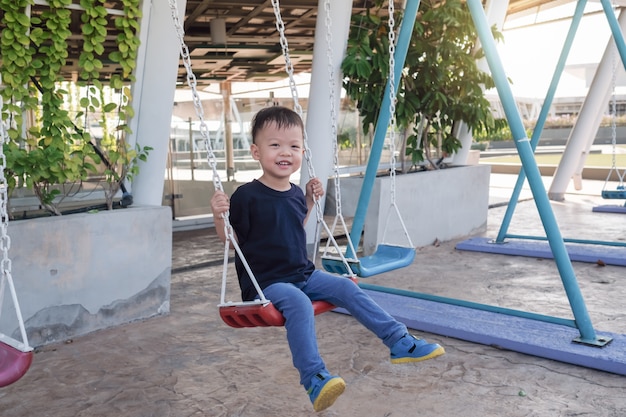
left=221, top=81, right=235, bottom=181
left=127, top=0, right=186, bottom=206
left=549, top=8, right=626, bottom=200
left=303, top=0, right=352, bottom=251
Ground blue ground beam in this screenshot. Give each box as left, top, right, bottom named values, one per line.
left=455, top=236, right=626, bottom=266
left=335, top=287, right=626, bottom=376
left=592, top=204, right=626, bottom=214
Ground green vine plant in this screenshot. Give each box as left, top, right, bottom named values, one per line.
left=0, top=0, right=147, bottom=216
left=78, top=0, right=150, bottom=211
left=1, top=0, right=98, bottom=216
left=341, top=0, right=507, bottom=171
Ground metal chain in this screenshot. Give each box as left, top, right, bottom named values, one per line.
left=608, top=2, right=625, bottom=187
left=319, top=0, right=359, bottom=268
left=387, top=0, right=398, bottom=203
left=0, top=74, right=30, bottom=348
left=270, top=0, right=316, bottom=183
left=168, top=0, right=223, bottom=195
left=168, top=0, right=238, bottom=245
left=0, top=88, right=11, bottom=284
left=271, top=0, right=303, bottom=118
left=271, top=0, right=358, bottom=269
left=611, top=17, right=618, bottom=171
left=0, top=75, right=11, bottom=316
left=168, top=0, right=272, bottom=304
left=380, top=1, right=413, bottom=249
left=610, top=66, right=623, bottom=185
left=324, top=0, right=342, bottom=216
left=270, top=0, right=330, bottom=249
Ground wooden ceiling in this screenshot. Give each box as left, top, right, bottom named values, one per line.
left=6, top=1, right=580, bottom=86
left=176, top=0, right=565, bottom=84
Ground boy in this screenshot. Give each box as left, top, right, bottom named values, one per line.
left=210, top=106, right=444, bottom=412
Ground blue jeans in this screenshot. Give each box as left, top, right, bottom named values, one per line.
left=263, top=269, right=408, bottom=388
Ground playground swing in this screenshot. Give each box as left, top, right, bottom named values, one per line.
left=0, top=280, right=32, bottom=388
left=601, top=86, right=626, bottom=199
left=168, top=0, right=356, bottom=329
left=321, top=1, right=415, bottom=278
left=601, top=146, right=626, bottom=200
left=0, top=84, right=34, bottom=387
left=599, top=31, right=626, bottom=200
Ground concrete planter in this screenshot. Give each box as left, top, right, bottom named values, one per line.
left=0, top=206, right=172, bottom=347
left=327, top=165, right=491, bottom=256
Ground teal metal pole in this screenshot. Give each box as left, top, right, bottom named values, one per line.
left=358, top=283, right=577, bottom=328
left=466, top=0, right=605, bottom=346
left=496, top=0, right=587, bottom=242
left=600, top=0, right=626, bottom=68
left=347, top=0, right=420, bottom=258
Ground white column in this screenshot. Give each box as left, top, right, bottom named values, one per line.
left=221, top=81, right=235, bottom=181
left=452, top=0, right=509, bottom=165
left=451, top=122, right=474, bottom=165
left=127, top=0, right=186, bottom=206
left=302, top=0, right=352, bottom=250
left=549, top=9, right=626, bottom=200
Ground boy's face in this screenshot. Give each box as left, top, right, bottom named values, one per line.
left=251, top=121, right=304, bottom=181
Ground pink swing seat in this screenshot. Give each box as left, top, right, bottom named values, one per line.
left=0, top=342, right=33, bottom=387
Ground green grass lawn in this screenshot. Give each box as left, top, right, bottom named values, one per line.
left=482, top=146, right=626, bottom=168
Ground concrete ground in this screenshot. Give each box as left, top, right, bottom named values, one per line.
left=1, top=173, right=625, bottom=416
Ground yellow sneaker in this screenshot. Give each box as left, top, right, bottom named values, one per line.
left=390, top=334, right=445, bottom=364
left=306, top=371, right=346, bottom=412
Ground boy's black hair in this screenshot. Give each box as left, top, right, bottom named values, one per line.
left=250, top=106, right=304, bottom=144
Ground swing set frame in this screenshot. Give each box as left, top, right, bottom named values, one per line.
left=476, top=0, right=626, bottom=250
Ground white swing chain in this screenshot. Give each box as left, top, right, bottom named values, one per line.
left=388, top=0, right=398, bottom=204
left=169, top=2, right=221, bottom=194
left=607, top=21, right=625, bottom=189
left=271, top=0, right=317, bottom=183
left=270, top=0, right=322, bottom=225
left=271, top=0, right=318, bottom=250
left=326, top=0, right=341, bottom=213
left=320, top=0, right=359, bottom=271
left=0, top=75, right=31, bottom=351
left=168, top=0, right=269, bottom=306
left=381, top=0, right=414, bottom=248
left=271, top=0, right=356, bottom=273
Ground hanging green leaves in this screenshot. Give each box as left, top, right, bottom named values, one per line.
left=341, top=0, right=507, bottom=170
left=0, top=0, right=145, bottom=215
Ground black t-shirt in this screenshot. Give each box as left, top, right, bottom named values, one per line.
left=229, top=179, right=315, bottom=301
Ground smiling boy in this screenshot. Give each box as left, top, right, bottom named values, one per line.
left=210, top=106, right=444, bottom=412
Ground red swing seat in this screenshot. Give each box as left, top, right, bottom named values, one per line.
left=0, top=342, right=34, bottom=387
left=219, top=276, right=358, bottom=328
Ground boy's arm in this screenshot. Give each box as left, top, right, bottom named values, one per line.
left=210, top=190, right=236, bottom=246
left=304, top=177, right=324, bottom=225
